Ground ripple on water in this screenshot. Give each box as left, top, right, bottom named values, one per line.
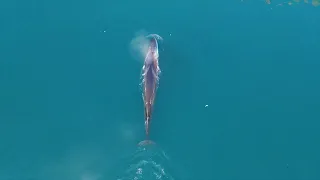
left=116, top=141, right=175, bottom=180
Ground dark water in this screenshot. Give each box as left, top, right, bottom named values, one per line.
left=1, top=0, right=320, bottom=180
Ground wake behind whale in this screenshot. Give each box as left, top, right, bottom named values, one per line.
left=116, top=142, right=176, bottom=180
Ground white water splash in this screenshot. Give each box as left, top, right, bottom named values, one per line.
left=129, top=30, right=151, bottom=64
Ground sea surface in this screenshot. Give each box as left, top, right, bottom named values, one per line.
left=1, top=0, right=320, bottom=180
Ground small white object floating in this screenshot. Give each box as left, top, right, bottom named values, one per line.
left=205, top=105, right=208, bottom=107
left=169, top=33, right=172, bottom=36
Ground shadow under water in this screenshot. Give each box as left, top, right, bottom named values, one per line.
left=116, top=141, right=176, bottom=180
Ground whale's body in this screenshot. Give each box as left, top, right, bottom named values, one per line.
left=141, top=34, right=162, bottom=137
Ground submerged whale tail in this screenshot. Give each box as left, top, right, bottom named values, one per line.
left=145, top=117, right=150, bottom=138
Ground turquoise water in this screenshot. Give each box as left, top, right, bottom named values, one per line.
left=1, top=0, right=320, bottom=179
